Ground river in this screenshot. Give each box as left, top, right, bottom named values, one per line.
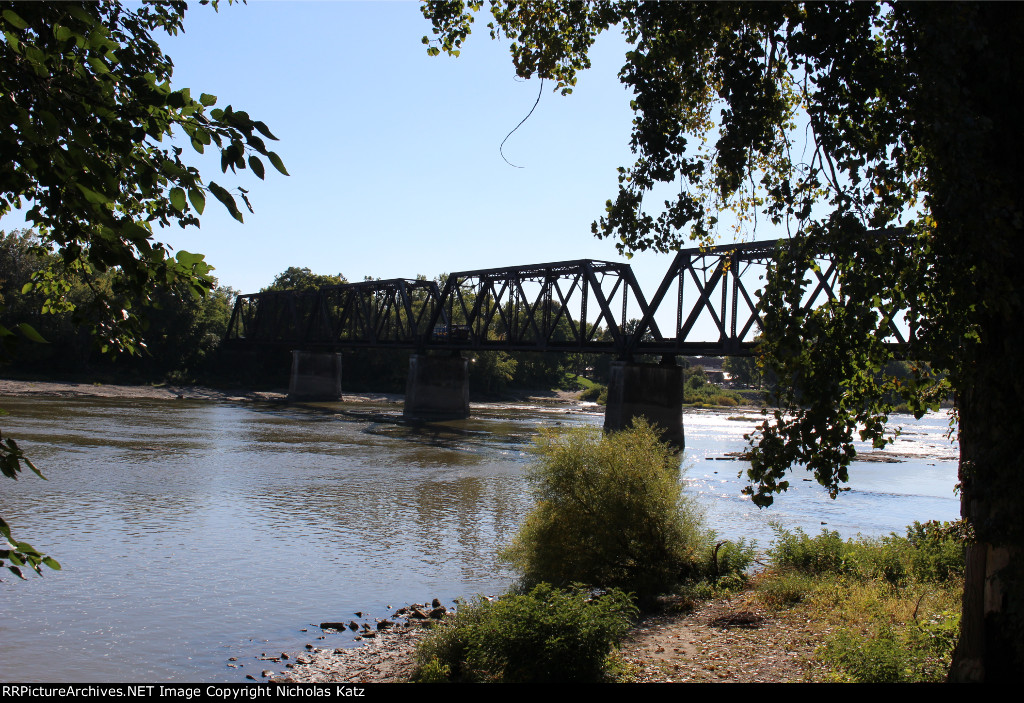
left=0, top=395, right=959, bottom=682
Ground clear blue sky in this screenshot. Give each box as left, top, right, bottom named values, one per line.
left=3, top=0, right=779, bottom=299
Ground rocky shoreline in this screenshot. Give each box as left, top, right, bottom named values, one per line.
left=0, top=377, right=287, bottom=402
left=0, top=378, right=585, bottom=407
left=252, top=586, right=830, bottom=684
left=251, top=599, right=457, bottom=684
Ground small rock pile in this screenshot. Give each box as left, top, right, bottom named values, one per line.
left=247, top=598, right=455, bottom=683
left=318, top=598, right=451, bottom=641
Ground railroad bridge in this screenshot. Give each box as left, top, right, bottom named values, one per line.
left=225, top=236, right=910, bottom=448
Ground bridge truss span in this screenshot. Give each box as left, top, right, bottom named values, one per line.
left=225, top=237, right=907, bottom=358
left=433, top=259, right=654, bottom=354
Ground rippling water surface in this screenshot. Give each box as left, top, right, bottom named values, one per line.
left=0, top=396, right=958, bottom=682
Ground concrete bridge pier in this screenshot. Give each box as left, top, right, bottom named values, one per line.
left=287, top=350, right=343, bottom=402
left=403, top=353, right=470, bottom=420
left=603, top=357, right=685, bottom=449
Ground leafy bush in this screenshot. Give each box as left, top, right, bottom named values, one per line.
left=764, top=521, right=965, bottom=682
left=682, top=539, right=757, bottom=597
left=413, top=656, right=451, bottom=683
left=768, top=522, right=965, bottom=585
left=820, top=608, right=960, bottom=683
left=579, top=385, right=605, bottom=402
left=768, top=525, right=851, bottom=575
left=681, top=381, right=746, bottom=407
left=903, top=520, right=967, bottom=583
left=500, top=420, right=712, bottom=604
left=411, top=584, right=637, bottom=683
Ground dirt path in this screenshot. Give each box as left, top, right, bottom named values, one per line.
left=616, top=590, right=831, bottom=683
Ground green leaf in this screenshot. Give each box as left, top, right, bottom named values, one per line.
left=175, top=250, right=206, bottom=268
left=253, top=121, right=278, bottom=141
left=199, top=93, right=217, bottom=106
left=87, top=56, right=110, bottom=75
left=248, top=156, right=265, bottom=180
left=188, top=188, right=206, bottom=215
left=208, top=182, right=244, bottom=223
left=268, top=151, right=289, bottom=176
left=169, top=187, right=186, bottom=212
left=75, top=183, right=111, bottom=204
left=2, top=9, right=28, bottom=30
left=42, top=556, right=61, bottom=571
left=17, top=323, right=48, bottom=344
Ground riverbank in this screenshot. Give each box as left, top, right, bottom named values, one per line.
left=271, top=581, right=830, bottom=683
left=0, top=377, right=759, bottom=409
left=0, top=378, right=588, bottom=406
left=0, top=378, right=280, bottom=402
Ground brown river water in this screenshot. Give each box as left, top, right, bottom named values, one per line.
left=0, top=395, right=958, bottom=682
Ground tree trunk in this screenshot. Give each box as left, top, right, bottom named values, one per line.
left=949, top=379, right=1023, bottom=681
left=906, top=3, right=1024, bottom=680
left=950, top=375, right=1021, bottom=680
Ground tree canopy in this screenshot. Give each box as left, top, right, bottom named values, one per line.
left=262, top=266, right=347, bottom=292
left=422, top=0, right=1024, bottom=680
left=1, top=1, right=285, bottom=578
left=1, top=0, right=286, bottom=354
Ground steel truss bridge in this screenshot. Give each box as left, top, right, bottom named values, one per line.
left=225, top=237, right=910, bottom=358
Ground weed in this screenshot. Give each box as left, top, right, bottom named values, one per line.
left=764, top=521, right=965, bottom=682
left=411, top=584, right=637, bottom=683
left=755, top=570, right=818, bottom=608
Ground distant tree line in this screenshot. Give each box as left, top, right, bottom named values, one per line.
left=0, top=229, right=235, bottom=382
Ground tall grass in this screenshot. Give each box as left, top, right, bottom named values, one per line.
left=758, top=520, right=966, bottom=682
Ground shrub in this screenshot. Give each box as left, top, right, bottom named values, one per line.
left=756, top=570, right=819, bottom=608
left=768, top=525, right=851, bottom=575
left=686, top=373, right=706, bottom=391
left=767, top=522, right=964, bottom=584
left=413, top=657, right=451, bottom=683
left=702, top=538, right=757, bottom=579
left=411, top=584, right=638, bottom=683
left=903, top=520, right=967, bottom=583
left=500, top=420, right=711, bottom=604
left=820, top=609, right=960, bottom=683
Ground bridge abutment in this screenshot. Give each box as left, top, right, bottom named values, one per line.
left=287, top=350, right=343, bottom=402
left=604, top=358, right=684, bottom=449
left=403, top=353, right=470, bottom=419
